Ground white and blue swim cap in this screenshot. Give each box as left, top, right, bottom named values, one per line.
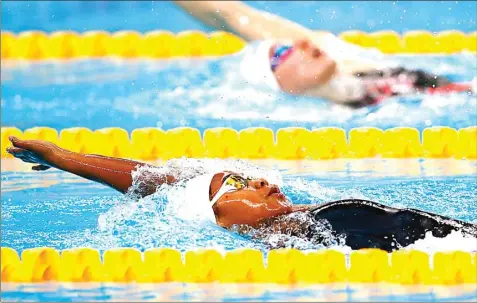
left=239, top=40, right=282, bottom=91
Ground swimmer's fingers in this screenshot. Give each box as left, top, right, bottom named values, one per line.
left=9, top=136, right=40, bottom=151
left=6, top=146, right=37, bottom=163
left=6, top=146, right=48, bottom=168
left=6, top=146, right=27, bottom=157
left=8, top=146, right=51, bottom=170
left=9, top=136, right=26, bottom=148
left=32, top=164, right=51, bottom=171
left=9, top=136, right=54, bottom=152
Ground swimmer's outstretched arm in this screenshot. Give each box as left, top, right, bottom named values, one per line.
left=174, top=1, right=381, bottom=73
left=174, top=1, right=312, bottom=42
left=6, top=137, right=175, bottom=197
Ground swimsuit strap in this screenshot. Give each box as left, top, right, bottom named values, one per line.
left=351, top=68, right=462, bottom=108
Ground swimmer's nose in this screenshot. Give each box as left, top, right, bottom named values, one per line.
left=250, top=178, right=269, bottom=189
left=269, top=185, right=281, bottom=195
left=312, top=48, right=322, bottom=57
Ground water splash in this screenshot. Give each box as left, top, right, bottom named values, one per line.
left=231, top=211, right=348, bottom=251
left=406, top=230, right=477, bottom=253
left=77, top=160, right=476, bottom=253
left=79, top=158, right=285, bottom=252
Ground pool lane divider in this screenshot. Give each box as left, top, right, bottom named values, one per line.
left=1, top=126, right=476, bottom=160
left=1, top=247, right=476, bottom=284
left=1, top=30, right=476, bottom=60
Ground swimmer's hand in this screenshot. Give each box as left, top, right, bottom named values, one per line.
left=6, top=136, right=56, bottom=171
left=7, top=136, right=163, bottom=196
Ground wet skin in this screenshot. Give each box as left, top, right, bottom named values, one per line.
left=7, top=137, right=477, bottom=252
left=272, top=39, right=337, bottom=94
left=7, top=137, right=308, bottom=228
left=208, top=172, right=307, bottom=228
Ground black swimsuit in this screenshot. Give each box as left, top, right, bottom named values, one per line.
left=308, top=199, right=477, bottom=252
left=349, top=67, right=454, bottom=108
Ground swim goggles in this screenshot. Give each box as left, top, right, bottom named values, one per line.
left=210, top=174, right=252, bottom=206
left=270, top=44, right=294, bottom=72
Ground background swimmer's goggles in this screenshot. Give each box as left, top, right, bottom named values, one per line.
left=270, top=44, right=294, bottom=72
left=210, top=174, right=252, bottom=206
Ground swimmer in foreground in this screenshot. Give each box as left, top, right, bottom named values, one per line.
left=175, top=1, right=477, bottom=107
left=7, top=136, right=477, bottom=251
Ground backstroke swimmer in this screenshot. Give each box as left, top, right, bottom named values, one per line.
left=7, top=136, right=477, bottom=252
left=175, top=1, right=477, bottom=107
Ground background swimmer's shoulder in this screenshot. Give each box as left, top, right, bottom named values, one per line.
left=310, top=33, right=397, bottom=73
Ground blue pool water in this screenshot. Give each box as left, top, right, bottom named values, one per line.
left=1, top=159, right=477, bottom=302
left=1, top=44, right=477, bottom=303
left=2, top=1, right=476, bottom=34
left=1, top=2, right=477, bottom=300
left=2, top=53, right=477, bottom=132
left=2, top=159, right=477, bottom=253
left=2, top=283, right=477, bottom=302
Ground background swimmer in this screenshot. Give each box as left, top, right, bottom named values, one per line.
left=175, top=1, right=477, bottom=107
left=7, top=136, right=477, bottom=252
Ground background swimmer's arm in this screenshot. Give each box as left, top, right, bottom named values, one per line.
left=174, top=1, right=317, bottom=42
left=174, top=1, right=233, bottom=34
left=6, top=137, right=175, bottom=197
left=174, top=1, right=380, bottom=73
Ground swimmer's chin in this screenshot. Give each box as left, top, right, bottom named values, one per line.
left=272, top=193, right=293, bottom=209
left=270, top=192, right=286, bottom=200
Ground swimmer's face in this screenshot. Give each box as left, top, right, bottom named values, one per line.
left=209, top=172, right=293, bottom=228
left=273, top=39, right=337, bottom=93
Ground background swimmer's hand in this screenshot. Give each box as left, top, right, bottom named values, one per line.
left=6, top=136, right=56, bottom=171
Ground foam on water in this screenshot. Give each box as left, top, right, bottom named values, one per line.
left=407, top=230, right=477, bottom=253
